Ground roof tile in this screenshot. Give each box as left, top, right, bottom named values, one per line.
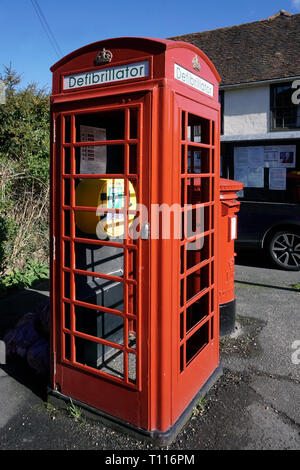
left=170, top=11, right=300, bottom=86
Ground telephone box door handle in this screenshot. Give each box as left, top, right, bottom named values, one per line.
left=141, top=222, right=150, bottom=240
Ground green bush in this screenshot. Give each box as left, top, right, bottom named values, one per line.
left=0, top=259, right=49, bottom=297
left=0, top=65, right=50, bottom=290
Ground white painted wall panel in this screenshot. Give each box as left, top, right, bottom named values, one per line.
left=224, top=86, right=269, bottom=135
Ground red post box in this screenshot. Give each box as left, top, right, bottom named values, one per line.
left=219, top=178, right=243, bottom=336
left=49, top=37, right=221, bottom=443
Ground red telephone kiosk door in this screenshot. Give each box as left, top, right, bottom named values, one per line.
left=51, top=93, right=152, bottom=430
left=170, top=92, right=220, bottom=423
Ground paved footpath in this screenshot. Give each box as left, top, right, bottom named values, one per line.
left=0, top=255, right=299, bottom=451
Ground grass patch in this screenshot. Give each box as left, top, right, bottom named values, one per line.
left=192, top=396, right=207, bottom=417
left=67, top=398, right=83, bottom=422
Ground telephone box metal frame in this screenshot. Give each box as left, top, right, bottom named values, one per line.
left=49, top=37, right=221, bottom=443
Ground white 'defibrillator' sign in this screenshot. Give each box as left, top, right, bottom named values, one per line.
left=174, top=63, right=214, bottom=97
left=64, top=61, right=149, bottom=90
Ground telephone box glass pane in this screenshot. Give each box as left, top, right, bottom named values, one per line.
left=187, top=178, right=211, bottom=204
left=64, top=272, right=70, bottom=299
left=128, top=353, right=136, bottom=384
left=63, top=147, right=71, bottom=174
left=130, top=108, right=138, bottom=139
left=181, top=111, right=186, bottom=141
left=63, top=302, right=71, bottom=330
left=129, top=145, right=137, bottom=174
left=186, top=292, right=209, bottom=333
left=186, top=234, right=210, bottom=269
left=75, top=336, right=124, bottom=379
left=184, top=206, right=205, bottom=239
left=187, top=113, right=210, bottom=144
left=64, top=334, right=71, bottom=361
left=187, top=148, right=210, bottom=174
left=186, top=320, right=209, bottom=364
left=74, top=305, right=124, bottom=346
left=75, top=110, right=125, bottom=142
left=63, top=241, right=71, bottom=268
left=128, top=284, right=137, bottom=316
left=63, top=210, right=71, bottom=237
left=186, top=263, right=210, bottom=302
left=74, top=274, right=124, bottom=313
left=75, top=145, right=124, bottom=175
left=64, top=115, right=71, bottom=143
left=74, top=242, right=124, bottom=278
left=63, top=178, right=71, bottom=206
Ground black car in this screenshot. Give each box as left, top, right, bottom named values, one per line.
left=235, top=200, right=300, bottom=271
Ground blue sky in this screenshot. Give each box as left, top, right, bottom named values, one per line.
left=1, top=0, right=300, bottom=91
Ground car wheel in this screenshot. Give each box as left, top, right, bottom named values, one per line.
left=268, top=230, right=300, bottom=271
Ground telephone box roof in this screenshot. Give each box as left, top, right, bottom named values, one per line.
left=50, top=36, right=220, bottom=82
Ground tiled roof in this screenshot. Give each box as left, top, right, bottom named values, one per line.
left=170, top=10, right=300, bottom=86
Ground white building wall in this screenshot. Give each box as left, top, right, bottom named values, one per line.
left=224, top=85, right=270, bottom=136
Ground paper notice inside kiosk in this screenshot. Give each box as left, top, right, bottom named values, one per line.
left=80, top=126, right=107, bottom=174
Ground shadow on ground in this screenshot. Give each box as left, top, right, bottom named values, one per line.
left=235, top=249, right=272, bottom=269
left=0, top=279, right=50, bottom=401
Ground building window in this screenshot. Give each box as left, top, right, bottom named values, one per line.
left=270, top=82, right=300, bottom=130
left=219, top=90, right=224, bottom=135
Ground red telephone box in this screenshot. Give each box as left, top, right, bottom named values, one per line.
left=49, top=37, right=221, bottom=443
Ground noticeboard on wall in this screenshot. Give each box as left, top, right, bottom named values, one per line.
left=234, top=145, right=296, bottom=193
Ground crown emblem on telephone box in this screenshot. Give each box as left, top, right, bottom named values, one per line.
left=192, top=55, right=201, bottom=72
left=94, top=48, right=113, bottom=65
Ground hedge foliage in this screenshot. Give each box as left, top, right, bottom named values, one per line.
left=0, top=66, right=50, bottom=294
